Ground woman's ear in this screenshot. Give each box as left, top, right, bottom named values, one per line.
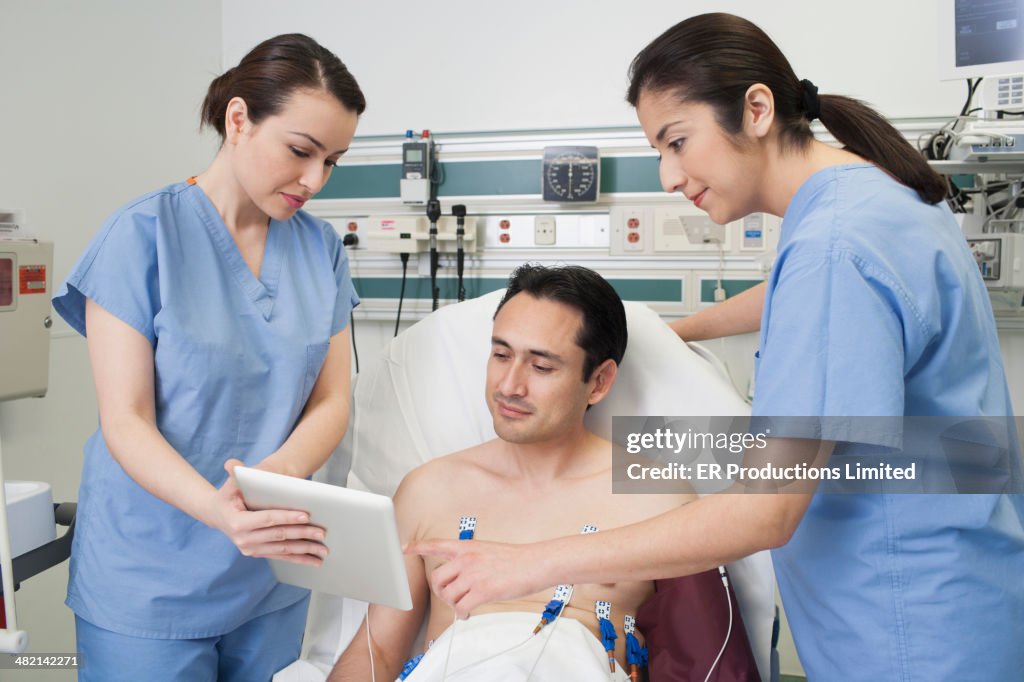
left=744, top=83, right=775, bottom=140
left=224, top=96, right=250, bottom=145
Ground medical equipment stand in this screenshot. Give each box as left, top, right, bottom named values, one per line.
left=0, top=430, right=77, bottom=653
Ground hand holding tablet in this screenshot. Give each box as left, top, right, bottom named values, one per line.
left=234, top=466, right=413, bottom=610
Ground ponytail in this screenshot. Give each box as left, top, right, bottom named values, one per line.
left=627, top=13, right=947, bottom=205
left=817, top=95, right=947, bottom=204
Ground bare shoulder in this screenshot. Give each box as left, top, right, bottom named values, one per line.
left=394, top=442, right=490, bottom=496
left=392, top=441, right=502, bottom=537
left=587, top=435, right=696, bottom=524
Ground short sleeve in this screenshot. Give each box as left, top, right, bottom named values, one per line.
left=52, top=209, right=160, bottom=345
left=753, top=249, right=906, bottom=429
left=321, top=222, right=360, bottom=336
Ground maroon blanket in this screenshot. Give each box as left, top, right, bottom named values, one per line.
left=636, top=569, right=761, bottom=682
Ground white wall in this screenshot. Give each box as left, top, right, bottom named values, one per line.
left=224, top=0, right=968, bottom=135
left=0, top=1, right=221, bottom=679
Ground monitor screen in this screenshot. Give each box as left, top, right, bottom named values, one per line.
left=940, top=0, right=1024, bottom=80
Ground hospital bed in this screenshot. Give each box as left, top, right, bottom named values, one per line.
left=276, top=290, right=778, bottom=681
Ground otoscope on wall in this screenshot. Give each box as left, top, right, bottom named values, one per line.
left=453, top=204, right=467, bottom=302
left=427, top=199, right=441, bottom=311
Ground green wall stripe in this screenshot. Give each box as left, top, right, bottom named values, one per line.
left=324, top=164, right=402, bottom=199
left=600, top=156, right=662, bottom=193
left=699, top=278, right=761, bottom=302
left=353, top=276, right=682, bottom=303
left=609, top=278, right=682, bottom=303
left=321, top=156, right=662, bottom=200
left=354, top=276, right=507, bottom=301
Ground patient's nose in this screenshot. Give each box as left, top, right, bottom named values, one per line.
left=498, top=361, right=528, bottom=397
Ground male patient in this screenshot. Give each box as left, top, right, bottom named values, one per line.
left=329, top=264, right=691, bottom=681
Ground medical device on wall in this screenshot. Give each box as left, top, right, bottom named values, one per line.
left=453, top=204, right=468, bottom=302
left=362, top=214, right=479, bottom=254
left=938, top=0, right=1024, bottom=82
left=937, top=0, right=1024, bottom=161
left=400, top=130, right=435, bottom=205
left=967, top=232, right=1024, bottom=308
left=542, top=146, right=600, bottom=203
left=609, top=206, right=780, bottom=256
left=0, top=236, right=53, bottom=401
left=427, top=199, right=441, bottom=311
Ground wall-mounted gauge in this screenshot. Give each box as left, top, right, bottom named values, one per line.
left=542, top=146, right=600, bottom=203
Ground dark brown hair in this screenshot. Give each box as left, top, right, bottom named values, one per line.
left=496, top=264, right=627, bottom=382
left=627, top=13, right=946, bottom=204
left=201, top=33, right=365, bottom=140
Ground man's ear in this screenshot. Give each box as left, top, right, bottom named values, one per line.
left=586, top=358, right=618, bottom=407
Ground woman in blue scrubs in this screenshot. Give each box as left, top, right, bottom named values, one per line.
left=411, top=13, right=1024, bottom=680
left=52, top=34, right=364, bottom=681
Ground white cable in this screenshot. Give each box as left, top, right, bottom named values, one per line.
left=439, top=612, right=458, bottom=681
left=364, top=603, right=376, bottom=682
left=441, top=613, right=541, bottom=680
left=524, top=598, right=568, bottom=682
left=703, top=567, right=733, bottom=682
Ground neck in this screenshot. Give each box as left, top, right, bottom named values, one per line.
left=192, top=149, right=268, bottom=234
left=757, top=138, right=866, bottom=217
left=495, top=426, right=605, bottom=485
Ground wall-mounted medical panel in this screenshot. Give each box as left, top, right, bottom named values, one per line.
left=610, top=205, right=779, bottom=258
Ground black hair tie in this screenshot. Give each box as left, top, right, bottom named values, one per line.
left=800, top=79, right=821, bottom=122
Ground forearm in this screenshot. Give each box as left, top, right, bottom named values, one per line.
left=531, top=438, right=825, bottom=586
left=669, top=281, right=766, bottom=341
left=258, top=390, right=350, bottom=478
left=101, top=413, right=218, bottom=524
left=328, top=621, right=403, bottom=682
left=535, top=491, right=802, bottom=587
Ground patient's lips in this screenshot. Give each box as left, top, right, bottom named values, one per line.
left=494, top=394, right=533, bottom=418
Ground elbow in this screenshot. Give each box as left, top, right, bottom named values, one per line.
left=762, top=522, right=798, bottom=550
left=751, top=499, right=806, bottom=550
left=98, top=411, right=145, bottom=464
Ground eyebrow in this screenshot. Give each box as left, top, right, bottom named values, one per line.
left=491, top=337, right=565, bottom=364
left=655, top=121, right=685, bottom=144
left=289, top=131, right=348, bottom=156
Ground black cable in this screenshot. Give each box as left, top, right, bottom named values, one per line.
left=350, top=311, right=359, bottom=374
left=342, top=234, right=360, bottom=373
left=961, top=78, right=981, bottom=117
left=394, top=253, right=409, bottom=337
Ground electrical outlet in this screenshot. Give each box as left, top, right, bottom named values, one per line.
left=534, top=216, right=556, bottom=245
left=623, top=210, right=644, bottom=252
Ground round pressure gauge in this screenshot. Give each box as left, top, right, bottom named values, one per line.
left=542, top=146, right=600, bottom=203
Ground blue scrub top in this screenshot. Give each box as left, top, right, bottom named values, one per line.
left=753, top=165, right=1024, bottom=680
left=53, top=181, right=359, bottom=638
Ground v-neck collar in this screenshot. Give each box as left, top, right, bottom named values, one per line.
left=184, top=183, right=283, bottom=321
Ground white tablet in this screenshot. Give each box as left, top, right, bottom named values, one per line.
left=233, top=466, right=413, bottom=611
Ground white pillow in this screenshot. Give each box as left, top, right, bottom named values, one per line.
left=350, top=290, right=751, bottom=494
